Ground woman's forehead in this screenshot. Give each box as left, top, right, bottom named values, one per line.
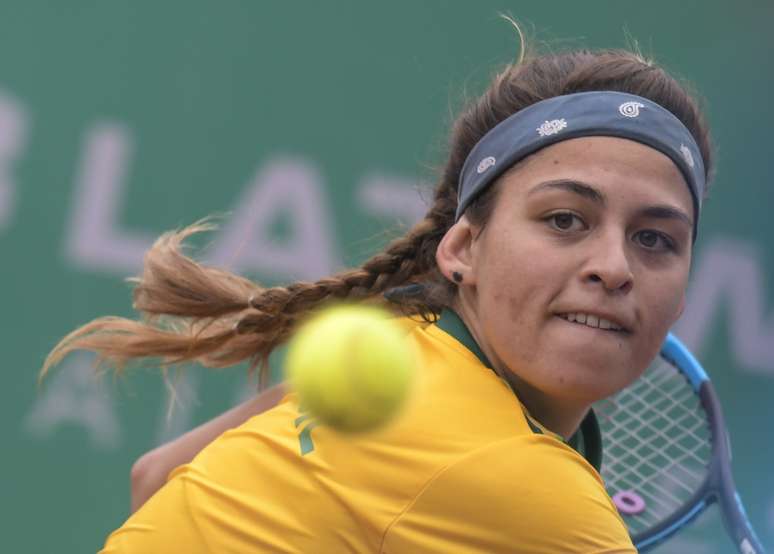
left=503, top=136, right=693, bottom=208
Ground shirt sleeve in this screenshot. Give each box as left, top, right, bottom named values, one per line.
left=97, top=421, right=309, bottom=554
left=99, top=473, right=211, bottom=554
left=380, top=434, right=636, bottom=554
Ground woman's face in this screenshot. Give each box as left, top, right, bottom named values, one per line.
left=462, top=136, right=694, bottom=403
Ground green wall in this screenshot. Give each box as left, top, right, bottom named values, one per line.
left=2, top=2, right=772, bottom=552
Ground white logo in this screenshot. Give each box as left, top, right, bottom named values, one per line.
left=740, top=538, right=756, bottom=554
left=619, top=101, right=644, bottom=118
left=536, top=119, right=567, bottom=137
left=476, top=156, right=496, bottom=174
left=680, top=144, right=695, bottom=168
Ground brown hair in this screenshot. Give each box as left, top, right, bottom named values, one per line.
left=41, top=44, right=713, bottom=386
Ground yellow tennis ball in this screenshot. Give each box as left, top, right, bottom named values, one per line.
left=285, top=304, right=415, bottom=433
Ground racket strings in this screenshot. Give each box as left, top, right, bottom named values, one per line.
left=594, top=357, right=713, bottom=534
left=600, top=392, right=706, bottom=523
left=605, top=377, right=709, bottom=486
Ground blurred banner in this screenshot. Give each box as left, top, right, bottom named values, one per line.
left=2, top=2, right=772, bottom=552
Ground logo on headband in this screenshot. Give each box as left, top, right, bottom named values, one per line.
left=536, top=119, right=567, bottom=137
left=619, top=102, right=644, bottom=118
left=680, top=144, right=695, bottom=168
left=477, top=156, right=496, bottom=174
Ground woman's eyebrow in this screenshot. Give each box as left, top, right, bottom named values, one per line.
left=528, top=179, right=693, bottom=227
left=638, top=205, right=693, bottom=228
left=527, top=179, right=606, bottom=204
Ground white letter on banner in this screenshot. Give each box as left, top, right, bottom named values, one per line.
left=65, top=122, right=154, bottom=273
left=208, top=157, right=338, bottom=280
left=675, top=237, right=774, bottom=375
left=0, top=89, right=29, bottom=232
left=24, top=353, right=121, bottom=450
left=357, top=173, right=428, bottom=226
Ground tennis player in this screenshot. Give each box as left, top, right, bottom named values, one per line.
left=44, top=40, right=712, bottom=553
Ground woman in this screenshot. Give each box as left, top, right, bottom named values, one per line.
left=44, top=43, right=712, bottom=553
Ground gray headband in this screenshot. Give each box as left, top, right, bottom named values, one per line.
left=456, top=91, right=705, bottom=234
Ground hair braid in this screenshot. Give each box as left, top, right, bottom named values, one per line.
left=231, top=199, right=457, bottom=372
left=41, top=188, right=457, bottom=384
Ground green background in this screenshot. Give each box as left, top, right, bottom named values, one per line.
left=2, top=2, right=772, bottom=552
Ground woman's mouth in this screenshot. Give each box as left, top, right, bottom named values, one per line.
left=557, top=312, right=627, bottom=332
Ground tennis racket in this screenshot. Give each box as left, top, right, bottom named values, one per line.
left=593, top=332, right=766, bottom=553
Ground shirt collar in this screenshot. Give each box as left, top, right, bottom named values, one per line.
left=434, top=309, right=494, bottom=369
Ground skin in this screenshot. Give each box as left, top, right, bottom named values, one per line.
left=437, top=136, right=695, bottom=439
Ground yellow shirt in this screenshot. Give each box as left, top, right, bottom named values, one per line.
left=101, top=311, right=635, bottom=553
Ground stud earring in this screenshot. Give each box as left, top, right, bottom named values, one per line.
left=452, top=271, right=463, bottom=283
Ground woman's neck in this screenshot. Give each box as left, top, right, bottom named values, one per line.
left=499, top=371, right=589, bottom=439
left=451, top=301, right=590, bottom=440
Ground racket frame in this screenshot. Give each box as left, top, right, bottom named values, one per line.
left=627, top=334, right=766, bottom=553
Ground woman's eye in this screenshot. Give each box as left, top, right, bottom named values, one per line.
left=548, top=212, right=584, bottom=231
left=635, top=230, right=674, bottom=251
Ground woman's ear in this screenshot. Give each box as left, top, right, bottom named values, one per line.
left=436, top=216, right=478, bottom=286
